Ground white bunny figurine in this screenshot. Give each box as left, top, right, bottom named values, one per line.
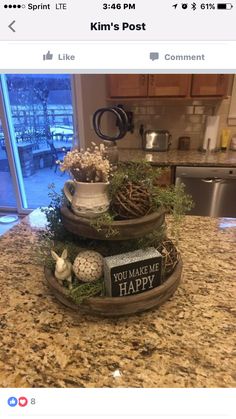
left=51, top=249, right=72, bottom=289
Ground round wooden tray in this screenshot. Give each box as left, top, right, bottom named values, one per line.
left=60, top=206, right=166, bottom=241
left=44, top=258, right=182, bottom=317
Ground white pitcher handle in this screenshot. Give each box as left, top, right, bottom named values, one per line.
left=63, top=180, right=75, bottom=204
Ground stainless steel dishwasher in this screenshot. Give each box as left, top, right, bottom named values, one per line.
left=175, top=166, right=236, bottom=217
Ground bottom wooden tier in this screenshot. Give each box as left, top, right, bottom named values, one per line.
left=44, top=258, right=182, bottom=317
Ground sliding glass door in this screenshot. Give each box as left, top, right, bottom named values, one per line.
left=0, top=118, right=17, bottom=208
left=0, top=74, right=76, bottom=213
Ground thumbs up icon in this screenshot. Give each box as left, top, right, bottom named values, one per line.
left=43, top=51, right=53, bottom=60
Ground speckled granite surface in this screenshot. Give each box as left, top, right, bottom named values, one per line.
left=118, top=149, right=236, bottom=167
left=0, top=211, right=235, bottom=388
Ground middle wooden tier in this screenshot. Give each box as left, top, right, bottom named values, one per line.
left=60, top=206, right=166, bottom=241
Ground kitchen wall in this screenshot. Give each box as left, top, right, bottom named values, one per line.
left=76, top=75, right=108, bottom=149
left=79, top=74, right=236, bottom=151
left=113, top=95, right=236, bottom=150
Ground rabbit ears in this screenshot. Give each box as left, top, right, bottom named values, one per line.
left=51, top=249, right=68, bottom=261
left=61, top=249, right=68, bottom=259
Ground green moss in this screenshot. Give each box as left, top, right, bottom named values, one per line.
left=69, top=279, right=104, bottom=304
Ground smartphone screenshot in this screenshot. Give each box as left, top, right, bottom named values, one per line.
left=0, top=1, right=235, bottom=418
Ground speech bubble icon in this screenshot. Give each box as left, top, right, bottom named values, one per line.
left=150, top=52, right=159, bottom=61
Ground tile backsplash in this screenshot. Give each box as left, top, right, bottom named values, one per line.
left=114, top=97, right=236, bottom=150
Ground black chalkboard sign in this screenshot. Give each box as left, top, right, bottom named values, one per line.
left=104, top=248, right=162, bottom=297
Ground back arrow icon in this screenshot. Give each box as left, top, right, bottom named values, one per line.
left=8, top=20, right=16, bottom=32
left=172, top=4, right=178, bottom=8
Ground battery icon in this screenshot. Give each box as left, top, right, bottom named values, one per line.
left=217, top=3, right=233, bottom=8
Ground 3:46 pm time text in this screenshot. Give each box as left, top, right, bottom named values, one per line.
left=103, top=3, right=136, bottom=10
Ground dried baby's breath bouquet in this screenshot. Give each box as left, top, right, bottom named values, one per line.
left=60, top=143, right=111, bottom=182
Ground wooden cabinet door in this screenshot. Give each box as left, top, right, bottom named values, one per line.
left=108, top=75, right=148, bottom=97
left=154, top=167, right=173, bottom=187
left=191, top=75, right=229, bottom=96
left=148, top=75, right=191, bottom=97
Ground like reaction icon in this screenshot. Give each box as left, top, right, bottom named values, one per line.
left=8, top=397, right=18, bottom=407
left=18, top=396, right=28, bottom=407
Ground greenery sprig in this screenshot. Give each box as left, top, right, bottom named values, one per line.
left=110, top=160, right=193, bottom=213
left=40, top=183, right=67, bottom=240
left=69, top=279, right=104, bottom=305
left=89, top=212, right=118, bottom=238
left=109, top=160, right=162, bottom=199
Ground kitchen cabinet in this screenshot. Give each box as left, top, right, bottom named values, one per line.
left=108, top=74, right=189, bottom=98
left=148, top=75, right=191, bottom=97
left=108, top=75, right=148, bottom=97
left=108, top=74, right=230, bottom=98
left=191, top=75, right=229, bottom=97
left=154, top=166, right=173, bottom=187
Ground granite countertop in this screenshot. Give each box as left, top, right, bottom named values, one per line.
left=118, top=149, right=236, bottom=167
left=0, top=211, right=235, bottom=388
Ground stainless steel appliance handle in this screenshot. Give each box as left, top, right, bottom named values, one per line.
left=201, top=178, right=223, bottom=183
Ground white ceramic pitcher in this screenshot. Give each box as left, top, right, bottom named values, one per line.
left=63, top=180, right=110, bottom=219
